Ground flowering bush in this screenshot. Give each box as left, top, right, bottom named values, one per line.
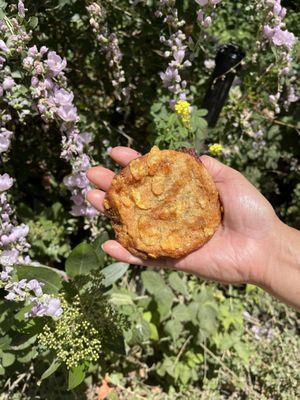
left=0, top=0, right=299, bottom=398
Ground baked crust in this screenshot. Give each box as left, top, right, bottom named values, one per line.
left=104, top=146, right=221, bottom=259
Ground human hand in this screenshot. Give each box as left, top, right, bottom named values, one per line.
left=86, top=146, right=281, bottom=287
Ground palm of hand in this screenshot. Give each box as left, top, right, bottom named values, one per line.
left=87, top=148, right=278, bottom=286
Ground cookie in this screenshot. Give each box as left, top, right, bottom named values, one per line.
left=103, top=146, right=221, bottom=259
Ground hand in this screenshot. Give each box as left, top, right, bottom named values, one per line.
left=86, top=146, right=281, bottom=287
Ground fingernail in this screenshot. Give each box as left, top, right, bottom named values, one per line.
left=107, top=147, right=113, bottom=155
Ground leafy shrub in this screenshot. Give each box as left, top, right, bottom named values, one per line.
left=0, top=0, right=299, bottom=398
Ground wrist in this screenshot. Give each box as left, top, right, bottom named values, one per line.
left=257, top=218, right=300, bottom=309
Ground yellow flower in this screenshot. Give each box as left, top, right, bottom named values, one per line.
left=209, top=143, right=223, bottom=156
left=174, top=100, right=191, bottom=127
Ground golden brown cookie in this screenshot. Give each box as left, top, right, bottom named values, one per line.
left=103, top=146, right=221, bottom=259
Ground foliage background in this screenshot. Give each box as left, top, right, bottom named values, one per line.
left=0, top=0, right=299, bottom=399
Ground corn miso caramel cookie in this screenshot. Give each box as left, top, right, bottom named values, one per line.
left=104, top=146, right=221, bottom=259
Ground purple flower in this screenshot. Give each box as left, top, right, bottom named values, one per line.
left=0, top=129, right=13, bottom=153
left=279, top=7, right=287, bottom=19
left=28, top=45, right=38, bottom=57
left=273, top=2, right=281, bottom=16
left=37, top=103, right=46, bottom=114
left=0, top=266, right=13, bottom=281
left=0, top=39, right=8, bottom=53
left=53, top=88, right=74, bottom=106
left=63, top=172, right=88, bottom=189
left=2, top=224, right=30, bottom=245
left=272, top=27, right=296, bottom=48
left=2, top=77, right=15, bottom=90
left=204, top=59, right=215, bottom=69
left=71, top=194, right=84, bottom=206
left=0, top=174, right=13, bottom=192
left=56, top=105, right=78, bottom=122
left=80, top=132, right=92, bottom=144
left=46, top=51, right=67, bottom=76
left=5, top=291, right=16, bottom=300
left=23, top=56, right=34, bottom=69
left=70, top=204, right=86, bottom=216
left=174, top=49, right=185, bottom=63
left=85, top=205, right=99, bottom=217
left=0, top=249, right=19, bottom=267
left=281, top=66, right=290, bottom=75
left=31, top=76, right=39, bottom=87
left=27, top=296, right=63, bottom=318
left=27, top=279, right=44, bottom=297
left=203, top=16, right=212, bottom=28
left=11, top=224, right=29, bottom=240
left=76, top=154, right=90, bottom=170
left=44, top=77, right=55, bottom=90
left=269, top=93, right=280, bottom=103
left=45, top=297, right=63, bottom=317
left=197, top=11, right=204, bottom=22
left=18, top=0, right=25, bottom=17
left=287, top=86, right=299, bottom=104
left=160, top=67, right=180, bottom=88
left=263, top=25, right=274, bottom=39
left=40, top=46, right=48, bottom=55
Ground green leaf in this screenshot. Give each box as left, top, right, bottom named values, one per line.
left=91, top=232, right=109, bottom=267
left=17, top=347, right=38, bottom=363
left=0, top=365, right=4, bottom=375
left=164, top=319, right=182, bottom=341
left=28, top=16, right=39, bottom=29
left=173, top=303, right=189, bottom=322
left=11, top=70, right=22, bottom=79
left=195, top=109, right=208, bottom=117
left=16, top=265, right=62, bottom=294
left=101, top=262, right=129, bottom=287
left=141, top=270, right=167, bottom=294
left=65, top=242, right=100, bottom=277
left=110, top=293, right=134, bottom=306
left=141, top=271, right=173, bottom=319
left=0, top=335, right=11, bottom=350
left=149, top=322, right=159, bottom=341
left=41, top=359, right=61, bottom=381
left=155, top=289, right=173, bottom=319
left=131, top=317, right=151, bottom=343
left=179, top=363, right=191, bottom=385
left=168, top=272, right=188, bottom=296
left=187, top=301, right=199, bottom=322
left=68, top=364, right=86, bottom=390
left=197, top=304, right=218, bottom=334
left=2, top=352, right=15, bottom=367
left=0, top=1, right=7, bottom=10
left=12, top=334, right=37, bottom=350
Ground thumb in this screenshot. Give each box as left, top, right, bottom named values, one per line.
left=199, top=155, right=240, bottom=184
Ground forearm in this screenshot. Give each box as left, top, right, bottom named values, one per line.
left=260, top=220, right=300, bottom=311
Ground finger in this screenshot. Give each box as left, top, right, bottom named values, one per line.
left=102, top=240, right=144, bottom=265
left=109, top=146, right=141, bottom=167
left=86, top=166, right=115, bottom=191
left=102, top=240, right=178, bottom=269
left=86, top=189, right=106, bottom=212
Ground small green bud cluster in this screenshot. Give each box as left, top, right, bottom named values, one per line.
left=38, top=295, right=101, bottom=369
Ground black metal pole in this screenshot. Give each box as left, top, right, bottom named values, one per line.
left=202, top=44, right=245, bottom=127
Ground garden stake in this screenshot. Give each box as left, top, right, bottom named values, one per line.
left=202, top=44, right=245, bottom=127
